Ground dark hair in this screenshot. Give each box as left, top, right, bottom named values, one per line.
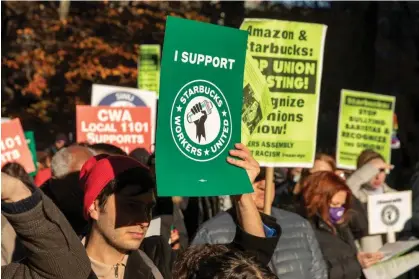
left=90, top=143, right=127, bottom=156
left=96, top=166, right=154, bottom=210
left=255, top=167, right=266, bottom=182
left=1, top=162, right=33, bottom=186
left=173, top=244, right=278, bottom=279
left=55, top=133, right=68, bottom=143
left=36, top=150, right=53, bottom=169
left=147, top=152, right=155, bottom=167
left=129, top=148, right=150, bottom=166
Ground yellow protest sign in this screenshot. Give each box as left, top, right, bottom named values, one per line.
left=337, top=89, right=395, bottom=169
left=240, top=19, right=327, bottom=167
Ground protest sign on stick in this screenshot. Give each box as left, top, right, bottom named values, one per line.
left=156, top=16, right=252, bottom=196
left=263, top=167, right=274, bottom=215
left=240, top=19, right=327, bottom=168
left=138, top=44, right=161, bottom=96
left=1, top=119, right=36, bottom=173
left=336, top=89, right=395, bottom=170
left=367, top=191, right=412, bottom=244
left=76, top=106, right=152, bottom=154
left=91, top=84, right=157, bottom=145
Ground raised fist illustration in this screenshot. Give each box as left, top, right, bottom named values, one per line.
left=191, top=103, right=208, bottom=143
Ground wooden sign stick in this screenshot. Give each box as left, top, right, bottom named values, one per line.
left=264, top=167, right=274, bottom=215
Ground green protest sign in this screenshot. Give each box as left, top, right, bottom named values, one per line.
left=24, top=131, right=38, bottom=176
left=156, top=16, right=252, bottom=196
left=138, top=44, right=160, bottom=96
left=240, top=19, right=327, bottom=167
left=336, top=89, right=395, bottom=170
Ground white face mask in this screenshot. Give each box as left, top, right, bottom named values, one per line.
left=293, top=174, right=301, bottom=183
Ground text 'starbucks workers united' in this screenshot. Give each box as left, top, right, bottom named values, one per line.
left=156, top=16, right=252, bottom=197
left=171, top=80, right=231, bottom=162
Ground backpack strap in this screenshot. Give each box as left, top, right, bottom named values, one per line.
left=137, top=250, right=164, bottom=279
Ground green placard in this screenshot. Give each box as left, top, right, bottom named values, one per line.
left=240, top=19, right=327, bottom=168
left=156, top=16, right=252, bottom=197
left=24, top=131, right=38, bottom=176
left=336, top=89, right=395, bottom=170
left=138, top=44, right=160, bottom=96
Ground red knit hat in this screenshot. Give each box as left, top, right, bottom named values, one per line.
left=79, top=154, right=147, bottom=220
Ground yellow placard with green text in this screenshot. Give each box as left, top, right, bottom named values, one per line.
left=138, top=44, right=160, bottom=96
left=241, top=54, right=273, bottom=145
left=240, top=19, right=327, bottom=167
left=337, top=89, right=395, bottom=170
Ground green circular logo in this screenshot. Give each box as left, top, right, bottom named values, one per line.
left=170, top=80, right=232, bottom=162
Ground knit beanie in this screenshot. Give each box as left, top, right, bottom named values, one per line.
left=79, top=154, right=147, bottom=220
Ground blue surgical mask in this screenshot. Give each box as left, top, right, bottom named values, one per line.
left=293, top=174, right=301, bottom=183
left=329, top=207, right=345, bottom=224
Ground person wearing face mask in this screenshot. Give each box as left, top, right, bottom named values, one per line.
left=275, top=153, right=368, bottom=241
left=346, top=149, right=395, bottom=252
left=300, top=171, right=383, bottom=279
left=307, top=154, right=369, bottom=242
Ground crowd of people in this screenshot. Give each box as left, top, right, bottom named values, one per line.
left=1, top=137, right=419, bottom=279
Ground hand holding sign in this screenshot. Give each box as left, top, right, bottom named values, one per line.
left=227, top=143, right=260, bottom=184
left=156, top=16, right=252, bottom=196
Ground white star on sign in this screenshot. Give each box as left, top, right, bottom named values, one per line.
left=176, top=105, right=182, bottom=112
left=204, top=149, right=210, bottom=156
left=222, top=110, right=227, bottom=117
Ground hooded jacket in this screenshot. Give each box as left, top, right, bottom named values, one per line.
left=346, top=163, right=396, bottom=252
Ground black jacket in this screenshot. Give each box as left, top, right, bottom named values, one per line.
left=276, top=192, right=368, bottom=240
left=140, top=235, right=174, bottom=279
left=309, top=215, right=362, bottom=279
left=273, top=179, right=296, bottom=208
left=347, top=196, right=369, bottom=240
left=87, top=248, right=163, bottom=279
left=277, top=196, right=362, bottom=279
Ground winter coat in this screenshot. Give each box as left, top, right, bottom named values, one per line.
left=309, top=215, right=362, bottom=279
left=346, top=163, right=396, bottom=252
left=192, top=207, right=327, bottom=279
left=1, top=189, right=91, bottom=279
